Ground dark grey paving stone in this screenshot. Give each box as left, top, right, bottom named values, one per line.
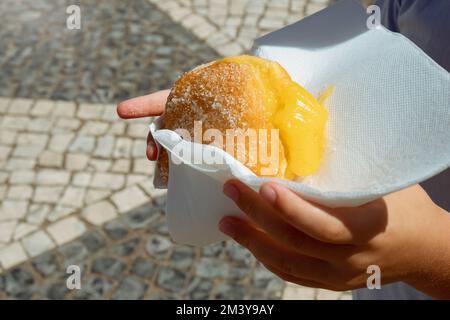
left=123, top=205, right=161, bottom=230
left=112, top=277, right=147, bottom=300
left=156, top=268, right=186, bottom=292
left=91, top=257, right=126, bottom=277
left=214, top=283, right=246, bottom=300
left=78, top=276, right=114, bottom=298
left=0, top=0, right=220, bottom=103
left=185, top=277, right=213, bottom=300
left=195, top=258, right=230, bottom=278
left=145, top=235, right=172, bottom=259
left=104, top=220, right=129, bottom=241
left=80, top=231, right=106, bottom=253
left=31, top=252, right=60, bottom=277
left=169, top=246, right=196, bottom=270
left=46, top=282, right=70, bottom=300
left=2, top=268, right=35, bottom=299
left=111, top=238, right=140, bottom=256
left=59, top=241, right=89, bottom=268
left=130, top=257, right=157, bottom=279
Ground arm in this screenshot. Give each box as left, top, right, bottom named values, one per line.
left=220, top=181, right=450, bottom=299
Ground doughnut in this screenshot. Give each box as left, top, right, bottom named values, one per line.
left=157, top=55, right=329, bottom=184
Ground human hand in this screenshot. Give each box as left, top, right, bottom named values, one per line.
left=117, top=89, right=170, bottom=160
left=219, top=181, right=450, bottom=298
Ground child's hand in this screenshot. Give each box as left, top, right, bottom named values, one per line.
left=220, top=180, right=450, bottom=298
left=117, top=90, right=170, bottom=160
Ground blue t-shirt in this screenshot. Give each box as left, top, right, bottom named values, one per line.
left=354, top=0, right=450, bottom=300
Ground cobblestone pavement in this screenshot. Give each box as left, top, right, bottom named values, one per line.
left=0, top=0, right=219, bottom=103
left=149, top=0, right=333, bottom=56
left=0, top=0, right=356, bottom=299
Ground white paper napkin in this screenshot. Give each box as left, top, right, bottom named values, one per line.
left=151, top=0, right=450, bottom=246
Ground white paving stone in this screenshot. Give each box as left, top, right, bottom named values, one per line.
left=38, top=150, right=64, bottom=168
left=26, top=204, right=51, bottom=225
left=65, top=153, right=90, bottom=171
left=0, top=97, right=11, bottom=113
left=28, top=117, right=53, bottom=132
left=69, top=135, right=96, bottom=153
left=82, top=201, right=118, bottom=226
left=282, top=284, right=316, bottom=300
left=5, top=158, right=36, bottom=171
left=13, top=223, right=38, bottom=241
left=77, top=103, right=105, bottom=120
left=90, top=173, right=125, bottom=190
left=111, top=159, right=130, bottom=173
left=0, top=242, right=27, bottom=269
left=36, top=169, right=71, bottom=185
left=84, top=189, right=112, bottom=204
left=55, top=118, right=81, bottom=131
left=127, top=123, right=150, bottom=138
left=126, top=174, right=148, bottom=186
left=0, top=221, right=17, bottom=242
left=132, top=139, right=147, bottom=157
left=0, top=145, right=12, bottom=160
left=1, top=115, right=29, bottom=130
left=0, top=185, right=6, bottom=200
left=53, top=100, right=76, bottom=117
left=133, top=158, right=155, bottom=174
left=59, top=187, right=86, bottom=208
left=8, top=98, right=33, bottom=115
left=17, top=132, right=49, bottom=147
left=139, top=180, right=167, bottom=199
left=80, top=121, right=109, bottom=136
left=21, top=231, right=56, bottom=257
left=316, top=289, right=344, bottom=300
left=7, top=185, right=33, bottom=200
left=87, top=159, right=112, bottom=172
left=48, top=132, right=75, bottom=152
left=113, top=137, right=132, bottom=158
left=111, top=185, right=149, bottom=214
left=46, top=205, right=76, bottom=222
left=0, top=130, right=18, bottom=145
left=33, top=186, right=64, bottom=203
left=47, top=216, right=86, bottom=245
left=108, top=122, right=126, bottom=135
left=12, top=145, right=44, bottom=158
left=31, top=99, right=54, bottom=116
left=0, top=171, right=7, bottom=184
left=73, top=172, right=92, bottom=187
left=0, top=200, right=28, bottom=221
left=93, top=135, right=115, bottom=157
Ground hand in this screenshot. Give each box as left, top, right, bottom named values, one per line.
left=219, top=180, right=450, bottom=298
left=116, top=90, right=170, bottom=160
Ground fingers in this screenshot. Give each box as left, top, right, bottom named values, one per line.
left=117, top=89, right=170, bottom=119
left=223, top=180, right=339, bottom=260
left=259, top=183, right=355, bottom=244
left=146, top=132, right=157, bottom=161
left=219, top=216, right=332, bottom=283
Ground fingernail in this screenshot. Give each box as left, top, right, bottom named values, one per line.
left=223, top=183, right=240, bottom=202
left=260, top=185, right=277, bottom=204
left=219, top=219, right=235, bottom=238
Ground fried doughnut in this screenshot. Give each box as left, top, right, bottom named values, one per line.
left=157, top=55, right=328, bottom=184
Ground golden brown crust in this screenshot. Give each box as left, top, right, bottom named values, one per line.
left=157, top=60, right=287, bottom=184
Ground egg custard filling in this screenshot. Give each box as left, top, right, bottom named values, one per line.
left=223, top=55, right=329, bottom=178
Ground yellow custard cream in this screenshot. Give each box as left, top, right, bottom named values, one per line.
left=224, top=55, right=329, bottom=177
